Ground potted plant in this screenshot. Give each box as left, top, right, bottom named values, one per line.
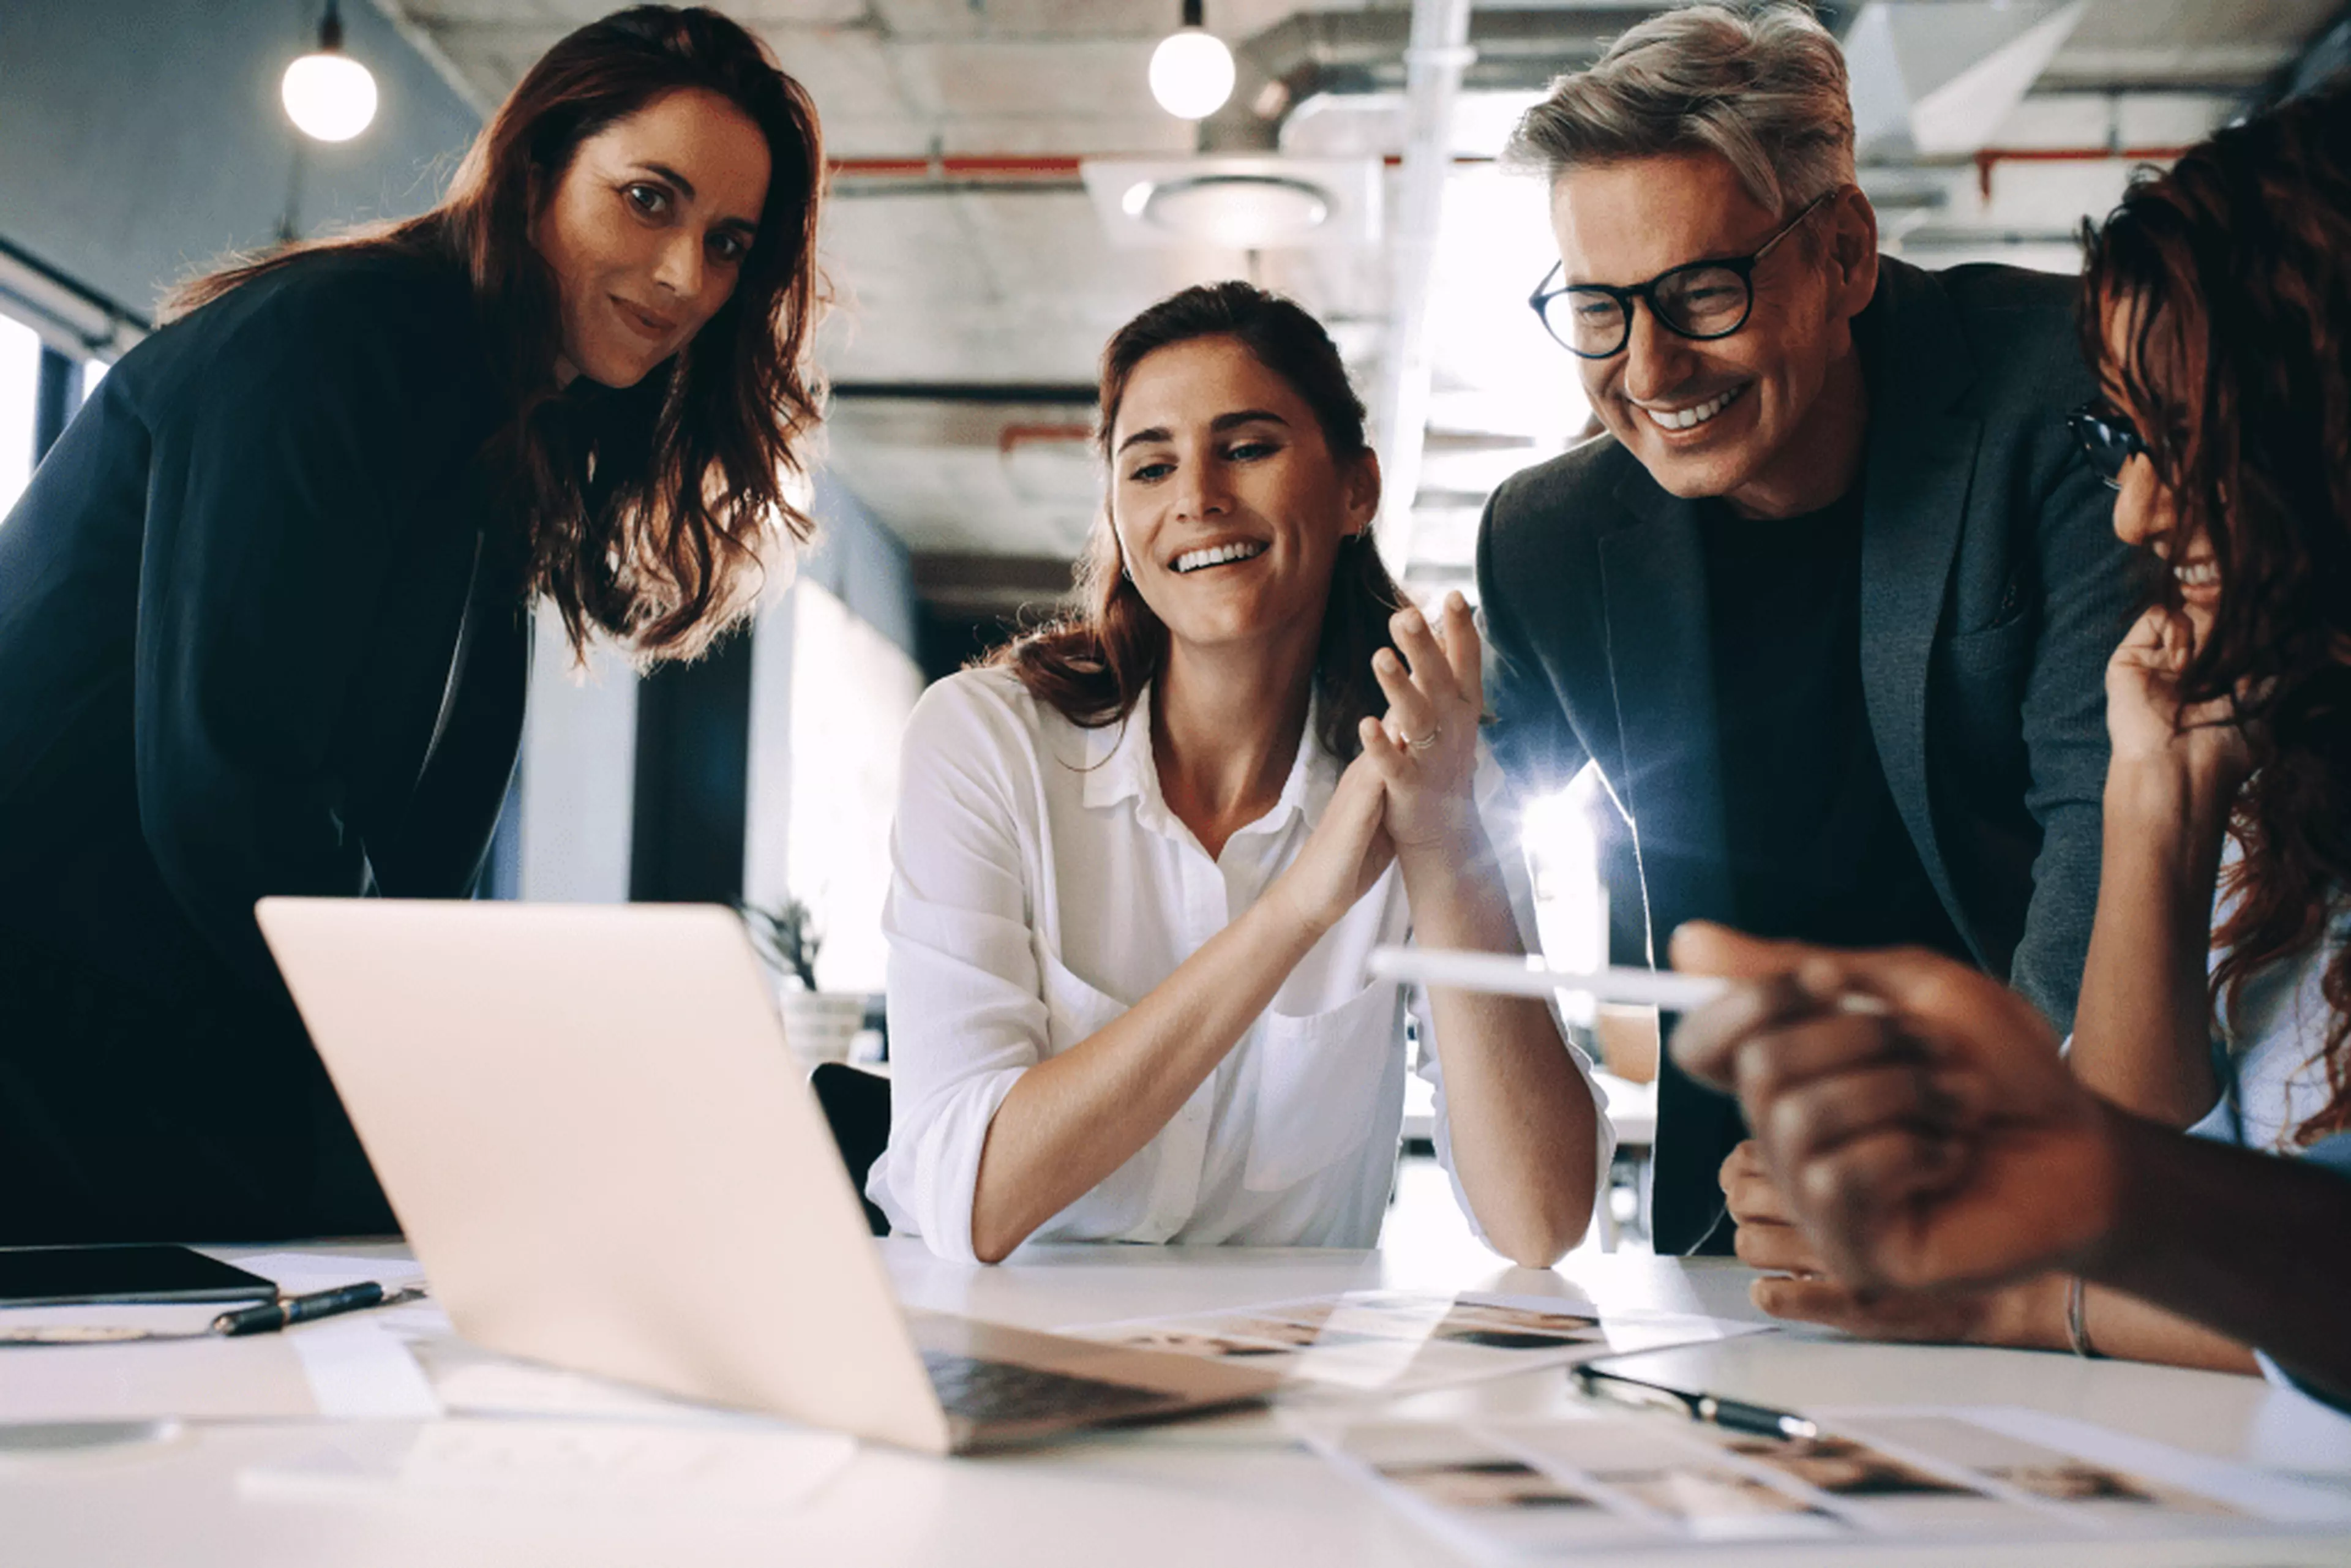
left=738, top=897, right=864, bottom=1067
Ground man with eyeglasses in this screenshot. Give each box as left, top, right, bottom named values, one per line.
left=1477, top=4, right=2133, bottom=1256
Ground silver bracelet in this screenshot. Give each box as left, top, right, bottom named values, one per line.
left=2064, top=1275, right=2102, bottom=1359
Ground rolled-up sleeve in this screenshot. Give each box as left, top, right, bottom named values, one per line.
left=869, top=679, right=1055, bottom=1260
left=1419, top=749, right=1616, bottom=1251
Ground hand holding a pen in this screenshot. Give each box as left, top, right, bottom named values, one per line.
left=1667, top=923, right=2120, bottom=1296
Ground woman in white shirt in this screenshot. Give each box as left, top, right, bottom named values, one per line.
left=869, top=282, right=1607, bottom=1264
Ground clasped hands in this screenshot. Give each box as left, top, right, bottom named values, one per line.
left=1273, top=591, right=1485, bottom=937
left=1669, top=923, right=2127, bottom=1345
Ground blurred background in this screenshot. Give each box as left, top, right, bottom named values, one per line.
left=2, top=5, right=2339, bottom=1215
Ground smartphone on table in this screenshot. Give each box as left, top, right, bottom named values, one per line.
left=0, top=1245, right=278, bottom=1307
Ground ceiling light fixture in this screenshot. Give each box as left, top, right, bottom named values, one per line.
left=1149, top=0, right=1235, bottom=122
left=282, top=0, right=378, bottom=144
left=1144, top=174, right=1330, bottom=249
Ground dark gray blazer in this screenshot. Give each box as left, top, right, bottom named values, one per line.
left=1477, top=257, right=2136, bottom=1255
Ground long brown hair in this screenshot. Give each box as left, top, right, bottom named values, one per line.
left=993, top=281, right=1406, bottom=763
left=167, top=6, right=826, bottom=663
left=2080, top=85, right=2351, bottom=1145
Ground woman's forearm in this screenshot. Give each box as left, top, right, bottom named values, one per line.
left=967, top=897, right=1321, bottom=1262
left=2082, top=1110, right=2351, bottom=1407
left=1975, top=1274, right=2258, bottom=1373
left=2067, top=766, right=2231, bottom=1124
left=1397, top=825, right=1600, bottom=1268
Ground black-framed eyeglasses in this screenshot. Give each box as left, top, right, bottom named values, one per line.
left=1528, top=190, right=1840, bottom=359
left=2066, top=401, right=2147, bottom=490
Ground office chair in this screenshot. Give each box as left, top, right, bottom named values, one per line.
left=811, top=1062, right=891, bottom=1236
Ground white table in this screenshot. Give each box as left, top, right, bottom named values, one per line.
left=5, top=1239, right=2348, bottom=1567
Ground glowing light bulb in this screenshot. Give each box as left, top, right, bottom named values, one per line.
left=283, top=50, right=378, bottom=142
left=1149, top=28, right=1235, bottom=121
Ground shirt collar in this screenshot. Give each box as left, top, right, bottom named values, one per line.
left=1082, top=681, right=1341, bottom=840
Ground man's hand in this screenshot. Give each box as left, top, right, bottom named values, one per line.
left=1671, top=923, right=2122, bottom=1296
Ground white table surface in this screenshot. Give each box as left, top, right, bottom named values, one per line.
left=5, top=1237, right=2349, bottom=1568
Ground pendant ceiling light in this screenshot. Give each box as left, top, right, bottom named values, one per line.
left=1149, top=0, right=1235, bottom=122
left=282, top=0, right=378, bottom=143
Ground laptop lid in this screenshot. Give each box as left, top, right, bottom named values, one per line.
left=256, top=898, right=953, bottom=1454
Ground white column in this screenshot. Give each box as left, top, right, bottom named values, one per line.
left=517, top=613, right=639, bottom=903
left=740, top=583, right=798, bottom=916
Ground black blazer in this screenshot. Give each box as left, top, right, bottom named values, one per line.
left=0, top=249, right=525, bottom=1242
left=1477, top=258, right=2137, bottom=1254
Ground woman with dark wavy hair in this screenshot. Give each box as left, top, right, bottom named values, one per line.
left=869, top=282, right=1607, bottom=1266
left=0, top=6, right=824, bottom=1242
left=1695, top=86, right=2351, bottom=1401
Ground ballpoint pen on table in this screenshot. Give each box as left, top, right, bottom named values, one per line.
left=0, top=1281, right=427, bottom=1346
left=1571, top=1362, right=1819, bottom=1441
left=210, top=1280, right=427, bottom=1337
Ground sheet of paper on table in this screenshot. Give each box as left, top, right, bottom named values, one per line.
left=0, top=1252, right=441, bottom=1423
left=1299, top=1404, right=2351, bottom=1560
left=1058, top=1289, right=1768, bottom=1395
left=239, top=1420, right=857, bottom=1514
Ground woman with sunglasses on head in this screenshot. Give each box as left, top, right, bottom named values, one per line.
left=0, top=7, right=823, bottom=1243
left=869, top=283, right=1608, bottom=1266
left=1693, top=86, right=2351, bottom=1403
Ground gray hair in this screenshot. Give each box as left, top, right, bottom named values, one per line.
left=1507, top=2, right=1856, bottom=218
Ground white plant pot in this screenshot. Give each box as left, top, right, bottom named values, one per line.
left=778, top=989, right=866, bottom=1067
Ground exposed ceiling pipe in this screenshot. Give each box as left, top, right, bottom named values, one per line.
left=1372, top=0, right=1474, bottom=579
left=1189, top=7, right=1652, bottom=154
left=830, top=381, right=1097, bottom=405
left=825, top=151, right=1494, bottom=200
left=1970, top=143, right=2191, bottom=198
left=997, top=423, right=1095, bottom=456
left=832, top=156, right=1093, bottom=178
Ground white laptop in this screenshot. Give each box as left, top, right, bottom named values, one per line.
left=255, top=897, right=1276, bottom=1455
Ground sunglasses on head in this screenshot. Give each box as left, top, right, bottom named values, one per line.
left=2066, top=402, right=2148, bottom=491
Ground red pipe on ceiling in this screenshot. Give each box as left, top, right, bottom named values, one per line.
left=1972, top=144, right=2191, bottom=198
left=826, top=153, right=1496, bottom=179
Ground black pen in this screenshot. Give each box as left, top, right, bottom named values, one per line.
left=209, top=1281, right=424, bottom=1337
left=1572, top=1363, right=1818, bottom=1441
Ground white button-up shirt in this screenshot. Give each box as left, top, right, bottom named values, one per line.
left=868, top=667, right=1610, bottom=1261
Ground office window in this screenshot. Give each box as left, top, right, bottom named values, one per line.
left=0, top=313, right=39, bottom=519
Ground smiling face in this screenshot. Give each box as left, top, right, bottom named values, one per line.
left=2100, top=298, right=2217, bottom=638
left=1108, top=334, right=1379, bottom=660
left=1550, top=151, right=1877, bottom=516
left=531, top=86, right=771, bottom=389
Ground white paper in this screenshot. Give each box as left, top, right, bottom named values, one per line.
left=240, top=1420, right=856, bottom=1514
left=424, top=1356, right=743, bottom=1426
left=1059, top=1288, right=1767, bottom=1397
left=223, top=1251, right=427, bottom=1293
left=289, top=1319, right=443, bottom=1420
left=1301, top=1405, right=2351, bottom=1560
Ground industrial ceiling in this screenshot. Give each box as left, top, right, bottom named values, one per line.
left=382, top=0, right=2350, bottom=625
